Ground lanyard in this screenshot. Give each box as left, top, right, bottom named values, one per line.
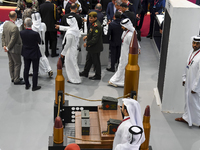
left=127, top=1, right=130, bottom=6
left=188, top=50, right=200, bottom=65
left=26, top=28, right=32, bottom=30
left=122, top=30, right=130, bottom=43
left=154, top=0, right=159, bottom=6
left=117, top=117, right=130, bottom=130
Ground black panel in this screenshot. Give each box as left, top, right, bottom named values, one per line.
left=157, top=9, right=171, bottom=102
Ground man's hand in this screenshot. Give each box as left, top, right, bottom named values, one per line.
left=155, top=12, right=159, bottom=15
left=83, top=43, right=87, bottom=47
left=191, top=90, right=196, bottom=94
left=61, top=54, right=64, bottom=58
left=55, top=24, right=59, bottom=29
left=82, top=18, right=87, bottom=22
left=182, top=81, right=185, bottom=86
left=83, top=36, right=87, bottom=41
left=3, top=46, right=8, bottom=52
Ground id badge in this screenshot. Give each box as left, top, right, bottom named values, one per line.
left=186, top=66, right=189, bottom=69
left=153, top=5, right=156, bottom=8
left=87, top=1, right=89, bottom=4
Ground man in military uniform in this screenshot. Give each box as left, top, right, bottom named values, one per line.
left=80, top=11, right=103, bottom=80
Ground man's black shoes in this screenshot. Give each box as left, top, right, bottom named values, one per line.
left=14, top=80, right=25, bottom=85
left=146, top=34, right=152, bottom=39
left=89, top=76, right=101, bottom=80
left=32, top=86, right=41, bottom=91
left=51, top=54, right=59, bottom=57
left=25, top=84, right=31, bottom=90
left=79, top=72, right=88, bottom=77
left=106, top=68, right=115, bottom=72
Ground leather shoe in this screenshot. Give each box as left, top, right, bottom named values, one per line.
left=32, top=86, right=41, bottom=91
left=51, top=54, right=59, bottom=57
left=89, top=76, right=101, bottom=80
left=14, top=80, right=25, bottom=85
left=79, top=72, right=88, bottom=77
left=146, top=34, right=152, bottom=39
left=106, top=68, right=115, bottom=72
left=12, top=77, right=23, bottom=82
left=25, top=84, right=31, bottom=90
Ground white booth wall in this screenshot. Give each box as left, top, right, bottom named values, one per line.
left=157, top=0, right=200, bottom=112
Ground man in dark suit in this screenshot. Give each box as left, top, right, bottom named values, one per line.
left=101, top=0, right=112, bottom=12
left=146, top=0, right=164, bottom=38
left=20, top=18, right=42, bottom=91
left=121, top=0, right=135, bottom=12
left=61, top=3, right=83, bottom=30
left=107, top=11, right=123, bottom=72
left=120, top=3, right=136, bottom=27
left=138, top=0, right=148, bottom=30
left=106, top=0, right=116, bottom=23
left=2, top=11, right=25, bottom=85
left=65, top=0, right=76, bottom=14
left=39, top=0, right=58, bottom=57
left=79, top=0, right=89, bottom=14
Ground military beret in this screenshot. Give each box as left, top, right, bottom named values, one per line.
left=88, top=11, right=97, bottom=18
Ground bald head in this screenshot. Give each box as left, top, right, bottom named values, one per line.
left=95, top=3, right=102, bottom=11
left=9, top=11, right=17, bottom=20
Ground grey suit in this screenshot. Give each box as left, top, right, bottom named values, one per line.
left=2, top=21, right=22, bottom=82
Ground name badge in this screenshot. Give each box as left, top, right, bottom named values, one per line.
left=186, top=66, right=189, bottom=69
left=153, top=5, right=156, bottom=8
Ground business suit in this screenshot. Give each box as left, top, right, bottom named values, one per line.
left=39, top=1, right=58, bottom=57
left=106, top=2, right=115, bottom=21
left=107, top=18, right=123, bottom=70
left=147, top=0, right=164, bottom=37
left=138, top=0, right=148, bottom=30
left=1, top=21, right=22, bottom=83
left=64, top=0, right=72, bottom=14
left=20, top=29, right=42, bottom=89
left=122, top=10, right=136, bottom=27
left=101, top=0, right=111, bottom=12
left=129, top=0, right=142, bottom=15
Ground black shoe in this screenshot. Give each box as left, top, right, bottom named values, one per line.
left=146, top=34, right=152, bottom=39
left=137, top=30, right=141, bottom=41
left=106, top=68, right=115, bottom=72
left=14, top=80, right=25, bottom=85
left=45, top=51, right=49, bottom=57
left=32, top=86, right=41, bottom=91
left=89, top=76, right=101, bottom=80
left=79, top=72, right=88, bottom=77
left=29, top=73, right=33, bottom=76
left=12, top=77, right=23, bottom=82
left=25, top=84, right=31, bottom=90
left=51, top=54, right=59, bottom=57
left=48, top=70, right=53, bottom=77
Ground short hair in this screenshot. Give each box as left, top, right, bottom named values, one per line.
left=70, top=3, right=77, bottom=10
left=9, top=11, right=17, bottom=19
left=95, top=3, right=102, bottom=10
left=88, top=11, right=97, bottom=18
left=115, top=11, right=121, bottom=19
left=120, top=2, right=128, bottom=8
left=24, top=17, right=32, bottom=28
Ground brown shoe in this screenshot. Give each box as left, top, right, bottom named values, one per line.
left=175, top=117, right=187, bottom=123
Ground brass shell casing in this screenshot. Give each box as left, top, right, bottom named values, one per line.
left=53, top=126, right=64, bottom=144
left=55, top=70, right=65, bottom=105
left=140, top=116, right=151, bottom=150
left=124, top=54, right=140, bottom=99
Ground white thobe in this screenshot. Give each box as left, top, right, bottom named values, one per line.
left=112, top=117, right=132, bottom=150
left=32, top=23, right=52, bottom=75
left=182, top=49, right=200, bottom=126
left=109, top=30, right=133, bottom=86
left=60, top=26, right=81, bottom=84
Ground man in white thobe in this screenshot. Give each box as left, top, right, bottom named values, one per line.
left=57, top=16, right=81, bottom=84
left=115, top=126, right=143, bottom=150
left=112, top=98, right=145, bottom=150
left=31, top=12, right=53, bottom=77
left=108, top=18, right=135, bottom=87
left=175, top=36, right=200, bottom=127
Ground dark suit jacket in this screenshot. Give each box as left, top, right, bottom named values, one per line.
left=39, top=1, right=58, bottom=31
left=149, top=0, right=164, bottom=14
left=20, top=29, right=42, bottom=59
left=61, top=12, right=83, bottom=29
left=106, top=2, right=115, bottom=21
left=101, top=0, right=111, bottom=12
left=64, top=1, right=72, bottom=15
left=107, top=18, right=123, bottom=47
left=141, top=0, right=148, bottom=14
left=122, top=10, right=136, bottom=27
left=79, top=0, right=89, bottom=14
left=129, top=0, right=142, bottom=14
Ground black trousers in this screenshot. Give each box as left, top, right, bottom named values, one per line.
left=138, top=11, right=145, bottom=30
left=45, top=31, right=57, bottom=56
left=83, top=52, right=101, bottom=78
left=148, top=11, right=156, bottom=35
left=110, top=45, right=121, bottom=69
left=23, top=57, right=40, bottom=88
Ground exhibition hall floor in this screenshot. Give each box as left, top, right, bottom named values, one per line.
left=0, top=36, right=199, bottom=150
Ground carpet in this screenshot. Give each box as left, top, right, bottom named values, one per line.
left=139, top=14, right=150, bottom=37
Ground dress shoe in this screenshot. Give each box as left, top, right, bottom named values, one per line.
left=51, top=54, right=59, bottom=57
left=32, top=86, right=41, bottom=91
left=137, top=30, right=141, bottom=41
left=89, top=76, right=101, bottom=80
left=146, top=34, right=152, bottom=39
left=45, top=51, right=49, bottom=57
left=48, top=70, right=53, bottom=77
left=25, top=84, right=31, bottom=90
left=79, top=72, right=88, bottom=77
left=106, top=68, right=115, bottom=72
left=29, top=73, right=33, bottom=76
left=14, top=80, right=25, bottom=85
left=12, top=77, right=23, bottom=82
